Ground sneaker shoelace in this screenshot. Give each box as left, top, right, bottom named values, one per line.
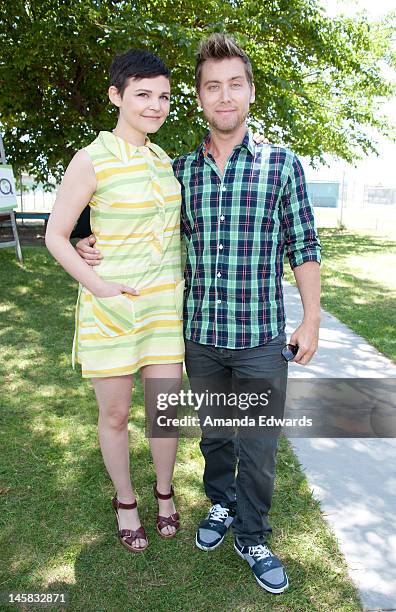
left=208, top=504, right=229, bottom=522
left=248, top=544, right=272, bottom=561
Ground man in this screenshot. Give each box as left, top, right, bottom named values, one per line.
left=77, top=33, right=321, bottom=594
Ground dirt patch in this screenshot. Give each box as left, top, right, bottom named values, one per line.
left=0, top=221, right=46, bottom=246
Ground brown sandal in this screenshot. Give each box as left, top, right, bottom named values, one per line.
left=153, top=484, right=180, bottom=539
left=112, top=496, right=148, bottom=553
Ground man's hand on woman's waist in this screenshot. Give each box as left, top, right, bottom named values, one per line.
left=76, top=234, right=102, bottom=266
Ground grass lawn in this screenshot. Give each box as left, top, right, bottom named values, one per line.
left=0, top=245, right=365, bottom=611
left=285, top=228, right=396, bottom=364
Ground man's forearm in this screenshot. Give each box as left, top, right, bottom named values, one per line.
left=292, top=261, right=321, bottom=322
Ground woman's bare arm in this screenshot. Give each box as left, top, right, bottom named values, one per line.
left=45, top=150, right=138, bottom=297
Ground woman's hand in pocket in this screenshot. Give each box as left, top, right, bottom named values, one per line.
left=93, top=281, right=140, bottom=298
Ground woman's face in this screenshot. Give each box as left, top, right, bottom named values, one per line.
left=109, top=75, right=171, bottom=135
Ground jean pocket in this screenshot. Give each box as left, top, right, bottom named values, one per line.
left=92, top=294, right=135, bottom=337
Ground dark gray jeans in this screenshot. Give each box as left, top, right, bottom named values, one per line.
left=185, top=332, right=288, bottom=546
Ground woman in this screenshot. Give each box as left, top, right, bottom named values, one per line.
left=45, top=49, right=184, bottom=552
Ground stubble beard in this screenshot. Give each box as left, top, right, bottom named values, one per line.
left=205, top=108, right=249, bottom=135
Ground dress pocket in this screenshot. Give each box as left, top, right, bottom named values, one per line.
left=92, top=293, right=135, bottom=337
left=174, top=279, right=185, bottom=321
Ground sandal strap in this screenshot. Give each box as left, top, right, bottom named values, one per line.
left=119, top=526, right=147, bottom=542
left=157, top=512, right=180, bottom=531
left=153, top=483, right=174, bottom=500
left=112, top=496, right=137, bottom=510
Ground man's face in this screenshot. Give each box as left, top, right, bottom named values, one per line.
left=197, top=57, right=255, bottom=134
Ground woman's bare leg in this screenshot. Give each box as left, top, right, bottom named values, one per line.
left=141, top=362, right=183, bottom=535
left=92, top=374, right=146, bottom=549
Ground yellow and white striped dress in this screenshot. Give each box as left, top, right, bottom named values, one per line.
left=73, top=131, right=185, bottom=378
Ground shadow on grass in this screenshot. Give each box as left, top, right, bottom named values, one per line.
left=0, top=413, right=362, bottom=611
left=317, top=228, right=396, bottom=259
left=0, top=247, right=362, bottom=610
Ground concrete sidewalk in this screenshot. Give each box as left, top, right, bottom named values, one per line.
left=284, top=282, right=396, bottom=611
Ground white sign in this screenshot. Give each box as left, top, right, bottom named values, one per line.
left=0, top=165, right=18, bottom=210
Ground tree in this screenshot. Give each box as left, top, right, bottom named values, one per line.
left=0, top=0, right=395, bottom=187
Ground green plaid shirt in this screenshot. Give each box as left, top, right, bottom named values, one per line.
left=173, top=130, right=321, bottom=348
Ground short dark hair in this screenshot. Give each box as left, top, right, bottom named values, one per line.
left=195, top=33, right=253, bottom=91
left=109, top=49, right=171, bottom=97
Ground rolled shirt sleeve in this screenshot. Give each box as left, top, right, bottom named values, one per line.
left=281, top=153, right=322, bottom=269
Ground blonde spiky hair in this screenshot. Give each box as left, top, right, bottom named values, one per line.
left=195, top=33, right=253, bottom=91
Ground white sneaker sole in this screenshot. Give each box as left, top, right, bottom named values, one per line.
left=195, top=532, right=225, bottom=551
left=234, top=543, right=289, bottom=594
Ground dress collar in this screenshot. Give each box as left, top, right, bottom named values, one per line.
left=98, top=131, right=167, bottom=163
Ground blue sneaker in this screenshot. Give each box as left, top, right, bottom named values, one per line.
left=195, top=503, right=235, bottom=551
left=234, top=538, right=289, bottom=594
